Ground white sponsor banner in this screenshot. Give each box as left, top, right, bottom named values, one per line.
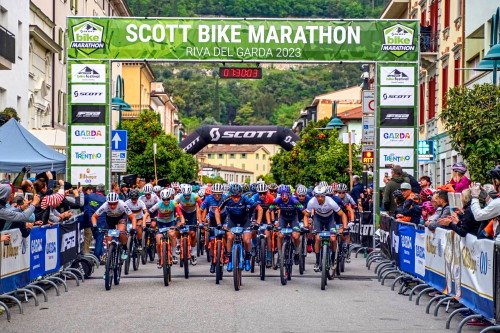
left=379, top=148, right=415, bottom=167
left=71, top=64, right=106, bottom=83
left=425, top=228, right=447, bottom=286
left=362, top=90, right=375, bottom=114
left=71, top=125, right=106, bottom=144
left=71, top=166, right=106, bottom=185
left=378, top=168, right=413, bottom=188
left=45, top=228, right=58, bottom=271
left=71, top=145, right=106, bottom=165
left=71, top=84, right=106, bottom=104
left=380, top=87, right=414, bottom=106
left=414, top=231, right=426, bottom=278
left=380, top=128, right=414, bottom=147
left=380, top=66, right=415, bottom=86
left=0, top=229, right=30, bottom=279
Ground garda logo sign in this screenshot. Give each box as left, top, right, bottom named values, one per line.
left=70, top=21, right=105, bottom=54
left=45, top=228, right=59, bottom=271
left=381, top=24, right=416, bottom=57
left=380, top=128, right=414, bottom=147
left=71, top=125, right=106, bottom=144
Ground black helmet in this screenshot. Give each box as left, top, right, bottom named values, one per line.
left=393, top=189, right=405, bottom=201
left=487, top=165, right=500, bottom=180
left=129, top=189, right=140, bottom=199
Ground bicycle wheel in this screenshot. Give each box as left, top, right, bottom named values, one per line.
left=104, top=243, right=114, bottom=291
left=250, top=247, right=256, bottom=273
left=298, top=236, right=306, bottom=275
left=124, top=237, right=132, bottom=275
left=321, top=244, right=329, bottom=290
left=215, top=241, right=222, bottom=285
left=286, top=241, right=293, bottom=281
left=233, top=245, right=241, bottom=291
left=133, top=238, right=140, bottom=271
left=162, top=241, right=169, bottom=286
left=280, top=245, right=287, bottom=286
left=259, top=237, right=266, bottom=281
left=148, top=237, right=156, bottom=262
left=141, top=235, right=147, bottom=265
left=114, top=245, right=122, bottom=286
left=340, top=244, right=346, bottom=273
left=196, top=227, right=202, bottom=257
left=183, top=237, right=189, bottom=279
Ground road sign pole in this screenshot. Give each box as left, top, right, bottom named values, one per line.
left=153, top=142, right=158, bottom=184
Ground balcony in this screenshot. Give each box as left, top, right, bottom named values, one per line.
left=0, top=25, right=15, bottom=69
left=420, top=32, right=439, bottom=68
left=121, top=104, right=152, bottom=120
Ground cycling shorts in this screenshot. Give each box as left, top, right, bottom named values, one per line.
left=182, top=210, right=197, bottom=225
left=226, top=215, right=251, bottom=230
left=106, top=215, right=127, bottom=229
left=312, top=214, right=336, bottom=234
left=155, top=220, right=175, bottom=235
left=278, top=216, right=299, bottom=230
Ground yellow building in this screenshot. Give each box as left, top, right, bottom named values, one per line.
left=121, top=62, right=154, bottom=113
left=197, top=145, right=272, bottom=182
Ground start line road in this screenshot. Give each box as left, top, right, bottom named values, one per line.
left=3, top=255, right=484, bottom=333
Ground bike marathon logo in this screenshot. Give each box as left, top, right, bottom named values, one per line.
left=70, top=21, right=105, bottom=54
left=71, top=64, right=106, bottom=83
left=381, top=24, right=416, bottom=57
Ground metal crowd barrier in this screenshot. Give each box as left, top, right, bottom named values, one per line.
left=0, top=213, right=98, bottom=321
left=368, top=214, right=500, bottom=332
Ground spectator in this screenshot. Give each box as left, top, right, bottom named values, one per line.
left=426, top=190, right=451, bottom=231
left=350, top=175, right=364, bottom=207
left=395, top=183, right=422, bottom=225
left=83, top=184, right=106, bottom=257
left=419, top=176, right=433, bottom=190
left=470, top=166, right=500, bottom=224
left=383, top=165, right=410, bottom=214
left=393, top=190, right=407, bottom=219
left=362, top=185, right=373, bottom=212
left=438, top=189, right=480, bottom=237
left=120, top=183, right=129, bottom=201
left=450, top=162, right=472, bottom=193
left=41, top=192, right=71, bottom=224
left=0, top=184, right=40, bottom=237
left=12, top=165, right=31, bottom=187
left=421, top=201, right=436, bottom=225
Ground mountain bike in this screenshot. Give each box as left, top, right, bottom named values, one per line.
left=336, top=228, right=350, bottom=276
left=177, top=224, right=196, bottom=279
left=124, top=223, right=140, bottom=275
left=278, top=227, right=295, bottom=285
left=230, top=226, right=249, bottom=291
left=315, top=230, right=335, bottom=290
left=101, top=229, right=126, bottom=291
left=158, top=226, right=174, bottom=286
left=142, top=220, right=156, bottom=263
left=252, top=224, right=268, bottom=280
left=298, top=222, right=309, bottom=275
left=196, top=223, right=206, bottom=258
left=210, top=227, right=227, bottom=284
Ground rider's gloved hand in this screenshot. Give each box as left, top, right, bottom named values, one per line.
left=129, top=229, right=136, bottom=235
left=91, top=225, right=98, bottom=233
left=216, top=224, right=222, bottom=230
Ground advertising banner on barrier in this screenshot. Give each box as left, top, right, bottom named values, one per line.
left=414, top=229, right=425, bottom=279
left=425, top=228, right=447, bottom=292
left=60, top=221, right=81, bottom=266
left=390, top=219, right=400, bottom=267
left=0, top=229, right=30, bottom=293
left=29, top=226, right=60, bottom=280
left=398, top=225, right=416, bottom=275
left=379, top=214, right=392, bottom=260
left=360, top=211, right=374, bottom=248
left=457, top=234, right=495, bottom=320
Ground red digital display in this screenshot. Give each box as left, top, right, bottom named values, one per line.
left=219, top=67, right=262, bottom=79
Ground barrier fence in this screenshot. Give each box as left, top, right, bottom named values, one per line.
left=0, top=215, right=97, bottom=321
left=374, top=214, right=498, bottom=330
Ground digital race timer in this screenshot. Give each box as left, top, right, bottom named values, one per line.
left=219, top=67, right=262, bottom=79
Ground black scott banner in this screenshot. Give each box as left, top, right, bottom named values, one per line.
left=380, top=107, right=414, bottom=127
left=390, top=218, right=400, bottom=267
left=71, top=105, right=105, bottom=124
left=59, top=220, right=81, bottom=266
left=379, top=214, right=392, bottom=260
left=360, top=211, right=374, bottom=248
left=179, top=125, right=301, bottom=154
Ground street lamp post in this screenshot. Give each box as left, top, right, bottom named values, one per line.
left=477, top=7, right=500, bottom=85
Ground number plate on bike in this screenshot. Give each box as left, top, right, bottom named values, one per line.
left=179, top=227, right=189, bottom=233
left=127, top=223, right=133, bottom=230
left=231, top=227, right=244, bottom=234
left=319, top=231, right=331, bottom=238
left=281, top=228, right=294, bottom=235
left=108, top=229, right=120, bottom=237
left=259, top=225, right=268, bottom=232
left=158, top=227, right=169, bottom=233
left=214, top=229, right=226, bottom=237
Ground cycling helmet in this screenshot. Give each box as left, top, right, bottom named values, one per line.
left=314, top=185, right=327, bottom=196
left=171, top=182, right=180, bottom=188
left=451, top=162, right=467, bottom=174
left=212, top=183, right=223, bottom=194
left=242, top=183, right=250, bottom=193
left=222, top=183, right=230, bottom=192
left=229, top=184, right=243, bottom=196
left=318, top=181, right=329, bottom=187
left=420, top=188, right=434, bottom=201
left=250, top=183, right=257, bottom=193
left=205, top=187, right=213, bottom=195
left=325, top=185, right=335, bottom=195
left=165, top=188, right=176, bottom=198
left=143, top=183, right=153, bottom=194
left=256, top=182, right=268, bottom=193
left=106, top=192, right=120, bottom=203
left=180, top=184, right=192, bottom=195
left=278, top=184, right=291, bottom=195
left=336, top=183, right=348, bottom=192
left=198, top=189, right=205, bottom=198
left=421, top=201, right=436, bottom=214
left=268, top=183, right=278, bottom=191
left=129, top=189, right=140, bottom=200
left=295, top=184, right=307, bottom=196
left=487, top=165, right=500, bottom=180
left=393, top=189, right=405, bottom=201
left=153, top=185, right=162, bottom=193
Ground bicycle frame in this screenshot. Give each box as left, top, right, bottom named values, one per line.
left=231, top=227, right=245, bottom=270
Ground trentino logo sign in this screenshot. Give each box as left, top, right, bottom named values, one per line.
left=70, top=21, right=105, bottom=54
left=381, top=24, right=416, bottom=57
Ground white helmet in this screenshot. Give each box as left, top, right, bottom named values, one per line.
left=198, top=189, right=205, bottom=197
left=296, top=185, right=308, bottom=195
left=336, top=183, right=348, bottom=192
left=212, top=183, right=223, bottom=193
left=314, top=185, right=327, bottom=196
left=160, top=189, right=173, bottom=200
left=180, top=184, right=192, bottom=195
left=153, top=185, right=162, bottom=193
left=256, top=182, right=268, bottom=193
left=143, top=183, right=153, bottom=194
left=106, top=192, right=120, bottom=203
left=325, top=186, right=335, bottom=195
left=318, top=181, right=329, bottom=187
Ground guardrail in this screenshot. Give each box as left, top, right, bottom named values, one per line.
left=368, top=214, right=498, bottom=332
left=0, top=214, right=98, bottom=321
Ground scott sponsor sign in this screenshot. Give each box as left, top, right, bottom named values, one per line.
left=210, top=127, right=277, bottom=141
left=380, top=87, right=414, bottom=106
left=71, top=84, right=106, bottom=104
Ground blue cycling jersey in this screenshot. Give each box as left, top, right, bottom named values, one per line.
left=269, top=196, right=304, bottom=221
left=201, top=194, right=227, bottom=217
left=218, top=195, right=259, bottom=217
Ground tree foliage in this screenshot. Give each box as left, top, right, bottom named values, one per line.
left=122, top=110, right=198, bottom=182
left=271, top=119, right=362, bottom=185
left=0, top=107, right=20, bottom=126
left=441, top=84, right=500, bottom=183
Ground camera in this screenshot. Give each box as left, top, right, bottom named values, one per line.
left=24, top=192, right=34, bottom=201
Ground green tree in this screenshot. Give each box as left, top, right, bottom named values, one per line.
left=270, top=101, right=304, bottom=128
left=271, top=119, right=362, bottom=185
left=234, top=102, right=255, bottom=125
left=441, top=84, right=500, bottom=183
left=122, top=110, right=197, bottom=181
left=0, top=107, right=20, bottom=126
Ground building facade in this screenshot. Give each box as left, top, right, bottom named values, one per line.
left=199, top=163, right=253, bottom=183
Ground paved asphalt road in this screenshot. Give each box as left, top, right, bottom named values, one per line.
left=1, top=250, right=485, bottom=333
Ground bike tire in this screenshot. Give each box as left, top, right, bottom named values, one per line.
left=141, top=235, right=147, bottom=265
left=259, top=237, right=266, bottom=281
left=196, top=227, right=202, bottom=257
left=104, top=243, right=114, bottom=291
left=114, top=246, right=122, bottom=286
left=215, top=241, right=222, bottom=285
left=183, top=238, right=189, bottom=279
left=250, top=248, right=256, bottom=273
left=148, top=238, right=156, bottom=262
left=280, top=246, right=287, bottom=286
left=124, top=237, right=132, bottom=275
left=162, top=241, right=169, bottom=286
left=299, top=236, right=306, bottom=275
left=233, top=246, right=241, bottom=291
left=287, top=242, right=293, bottom=281
left=133, top=238, right=140, bottom=271
left=321, top=244, right=328, bottom=290
left=340, top=244, right=346, bottom=273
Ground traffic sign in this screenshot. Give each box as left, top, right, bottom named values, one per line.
left=111, top=151, right=127, bottom=172
left=362, top=151, right=374, bottom=164
left=111, top=130, right=128, bottom=151
left=362, top=116, right=375, bottom=142
left=362, top=90, right=375, bottom=114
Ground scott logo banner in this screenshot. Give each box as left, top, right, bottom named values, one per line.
left=71, top=84, right=106, bottom=104
left=179, top=125, right=300, bottom=154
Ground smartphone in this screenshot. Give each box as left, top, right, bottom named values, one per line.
left=78, top=182, right=81, bottom=188
left=14, top=194, right=24, bottom=205
left=24, top=193, right=34, bottom=201
left=384, top=172, right=389, bottom=177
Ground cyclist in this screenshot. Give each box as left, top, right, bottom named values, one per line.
left=305, top=185, right=348, bottom=272
left=295, top=184, right=313, bottom=253
left=149, top=188, right=185, bottom=267
left=153, top=185, right=162, bottom=198
left=268, top=183, right=278, bottom=198
left=125, top=189, right=150, bottom=251
left=336, top=183, right=356, bottom=224
left=91, top=193, right=137, bottom=260
left=268, top=185, right=306, bottom=265
left=171, top=182, right=181, bottom=194
left=200, top=183, right=228, bottom=273
left=174, top=184, right=203, bottom=264
left=215, top=183, right=263, bottom=272
left=251, top=182, right=275, bottom=267
left=139, top=184, right=160, bottom=218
